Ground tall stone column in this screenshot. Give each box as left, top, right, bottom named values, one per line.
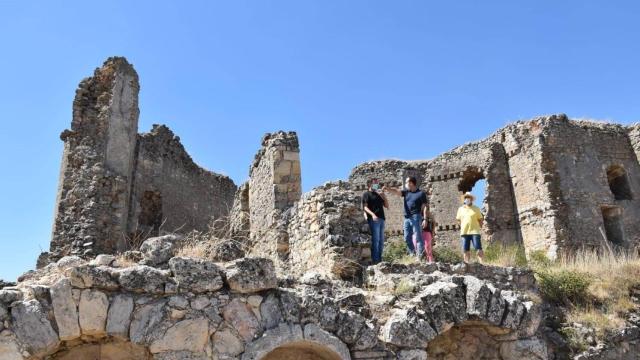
left=248, top=131, right=302, bottom=248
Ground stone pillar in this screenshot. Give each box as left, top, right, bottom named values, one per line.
left=49, top=57, right=140, bottom=262
left=248, top=131, right=301, bottom=243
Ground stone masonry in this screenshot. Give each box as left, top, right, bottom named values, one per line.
left=1, top=251, right=546, bottom=360
left=49, top=57, right=236, bottom=264
left=350, top=115, right=640, bottom=259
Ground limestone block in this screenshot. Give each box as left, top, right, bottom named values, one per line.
left=241, top=323, right=303, bottom=360
left=106, top=294, right=134, bottom=339
left=0, top=289, right=22, bottom=304
left=139, top=234, right=182, bottom=266
left=149, top=318, right=209, bottom=353
left=397, top=349, right=428, bottom=360
left=501, top=291, right=526, bottom=329
left=10, top=300, right=59, bottom=356
left=67, top=264, right=119, bottom=290
left=212, top=327, right=245, bottom=356
left=412, top=280, right=467, bottom=334
left=117, top=265, right=168, bottom=294
left=0, top=332, right=25, bottom=360
left=224, top=258, right=277, bottom=294
left=304, top=323, right=351, bottom=360
left=190, top=296, right=210, bottom=311
left=500, top=337, right=548, bottom=360
left=79, top=290, right=109, bottom=336
left=381, top=309, right=435, bottom=348
left=129, top=299, right=168, bottom=344
left=223, top=299, right=261, bottom=342
left=168, top=257, right=223, bottom=293
left=50, top=278, right=80, bottom=340
left=463, top=275, right=492, bottom=317
left=259, top=293, right=282, bottom=330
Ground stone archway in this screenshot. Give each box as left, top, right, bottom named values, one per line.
left=426, top=320, right=548, bottom=360
left=49, top=340, right=152, bottom=360
left=242, top=323, right=351, bottom=360
left=262, top=340, right=344, bottom=360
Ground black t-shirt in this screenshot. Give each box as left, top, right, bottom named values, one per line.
left=362, top=191, right=385, bottom=220
left=401, top=189, right=428, bottom=217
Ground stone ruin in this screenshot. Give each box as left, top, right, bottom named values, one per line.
left=2, top=57, right=640, bottom=359
left=351, top=116, right=640, bottom=259
left=48, top=57, right=236, bottom=264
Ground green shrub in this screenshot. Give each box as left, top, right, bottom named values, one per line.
left=382, top=239, right=408, bottom=263
left=483, top=242, right=528, bottom=267
left=433, top=246, right=463, bottom=263
left=536, top=269, right=591, bottom=306
left=559, top=327, right=589, bottom=353
left=528, top=249, right=552, bottom=269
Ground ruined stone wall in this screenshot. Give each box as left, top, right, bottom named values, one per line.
left=229, top=182, right=250, bottom=239
left=425, top=140, right=520, bottom=248
left=49, top=58, right=237, bottom=263
left=248, top=131, right=301, bottom=242
left=540, top=118, right=640, bottom=251
left=127, top=125, right=237, bottom=238
left=347, top=114, right=640, bottom=258
left=51, top=57, right=140, bottom=260
left=287, top=182, right=370, bottom=280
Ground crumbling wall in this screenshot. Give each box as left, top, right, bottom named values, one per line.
left=540, top=118, right=640, bottom=252
left=287, top=182, right=370, bottom=280
left=248, top=131, right=301, bottom=242
left=127, top=125, right=236, bottom=238
left=49, top=57, right=237, bottom=263
left=426, top=140, right=520, bottom=248
left=51, top=57, right=140, bottom=260
left=348, top=114, right=640, bottom=259
left=229, top=182, right=250, bottom=239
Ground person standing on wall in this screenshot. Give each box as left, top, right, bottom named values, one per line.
left=456, top=192, right=484, bottom=263
left=386, top=177, right=429, bottom=259
left=362, top=178, right=389, bottom=264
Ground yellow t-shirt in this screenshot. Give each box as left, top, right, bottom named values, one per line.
left=456, top=205, right=483, bottom=235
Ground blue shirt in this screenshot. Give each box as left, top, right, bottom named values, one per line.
left=401, top=189, right=428, bottom=218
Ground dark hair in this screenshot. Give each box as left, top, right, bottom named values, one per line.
left=407, top=176, right=417, bottom=186
left=366, top=178, right=378, bottom=187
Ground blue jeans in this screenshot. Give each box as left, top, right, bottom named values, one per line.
left=403, top=214, right=424, bottom=257
left=368, top=218, right=385, bottom=264
left=461, top=234, right=482, bottom=251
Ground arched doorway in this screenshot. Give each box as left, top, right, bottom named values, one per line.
left=50, top=340, right=152, bottom=360
left=262, top=340, right=344, bottom=360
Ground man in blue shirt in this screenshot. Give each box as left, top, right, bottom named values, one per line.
left=386, top=176, right=429, bottom=259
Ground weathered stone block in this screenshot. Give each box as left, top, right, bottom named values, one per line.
left=78, top=289, right=109, bottom=336
left=50, top=278, right=80, bottom=340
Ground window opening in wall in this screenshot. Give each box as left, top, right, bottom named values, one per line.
left=606, top=165, right=632, bottom=200
left=458, top=168, right=486, bottom=206
left=138, top=190, right=163, bottom=235
left=601, top=206, right=625, bottom=245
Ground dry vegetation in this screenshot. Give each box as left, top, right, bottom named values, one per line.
left=174, top=216, right=249, bottom=262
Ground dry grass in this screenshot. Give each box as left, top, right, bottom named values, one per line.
left=174, top=215, right=250, bottom=261
left=537, top=248, right=640, bottom=332
left=113, top=253, right=138, bottom=268
left=482, top=242, right=528, bottom=267
left=394, top=278, right=416, bottom=295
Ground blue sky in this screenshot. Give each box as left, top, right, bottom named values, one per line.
left=1, top=1, right=639, bottom=280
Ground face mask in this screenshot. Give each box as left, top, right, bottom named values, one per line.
left=464, top=199, right=471, bottom=205
left=371, top=184, right=380, bottom=191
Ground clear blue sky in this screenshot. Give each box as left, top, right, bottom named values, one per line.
left=1, top=1, right=639, bottom=280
